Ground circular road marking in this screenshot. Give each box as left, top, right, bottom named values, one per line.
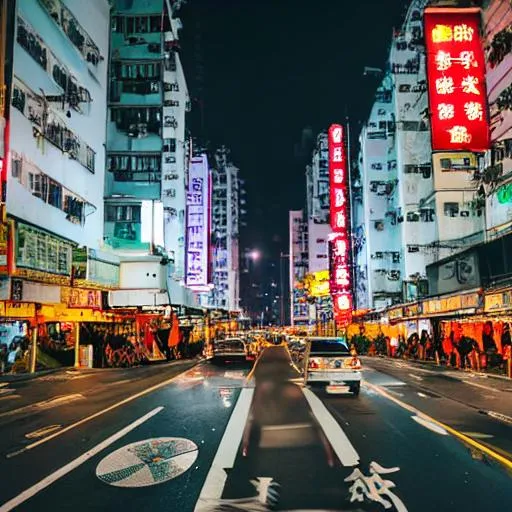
left=96, top=437, right=198, bottom=488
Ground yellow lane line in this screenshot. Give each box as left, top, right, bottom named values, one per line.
left=364, top=380, right=512, bottom=471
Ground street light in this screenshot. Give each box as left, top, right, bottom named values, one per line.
left=249, top=249, right=260, bottom=261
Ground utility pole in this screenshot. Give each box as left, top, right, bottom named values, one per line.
left=279, top=252, right=289, bottom=326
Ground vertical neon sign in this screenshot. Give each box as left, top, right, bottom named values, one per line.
left=328, top=124, right=352, bottom=324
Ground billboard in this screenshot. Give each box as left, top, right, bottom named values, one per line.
left=424, top=8, right=490, bottom=152
left=185, top=155, right=210, bottom=288
left=328, top=124, right=352, bottom=324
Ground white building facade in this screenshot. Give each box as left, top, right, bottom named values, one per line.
left=289, top=209, right=308, bottom=325
left=355, top=0, right=487, bottom=310
left=206, top=147, right=240, bottom=311
left=6, top=0, right=112, bottom=303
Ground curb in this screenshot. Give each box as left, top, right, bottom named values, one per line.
left=0, top=368, right=63, bottom=384
left=373, top=355, right=511, bottom=381
left=0, top=357, right=204, bottom=384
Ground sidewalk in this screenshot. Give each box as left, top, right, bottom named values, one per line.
left=370, top=355, right=512, bottom=392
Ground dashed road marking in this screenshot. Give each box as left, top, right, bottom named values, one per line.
left=364, top=381, right=512, bottom=470
left=0, top=394, right=85, bottom=419
left=5, top=363, right=198, bottom=458
left=0, top=407, right=164, bottom=512
left=463, top=380, right=499, bottom=393
left=25, top=425, right=62, bottom=440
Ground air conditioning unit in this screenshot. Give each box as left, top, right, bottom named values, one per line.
left=460, top=210, right=470, bottom=217
left=150, top=81, right=159, bottom=92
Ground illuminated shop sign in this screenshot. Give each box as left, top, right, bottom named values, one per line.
left=185, top=154, right=210, bottom=288
left=329, top=232, right=352, bottom=324
left=328, top=123, right=352, bottom=324
left=424, top=8, right=490, bottom=152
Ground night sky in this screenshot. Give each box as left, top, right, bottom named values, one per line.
left=180, top=0, right=407, bottom=259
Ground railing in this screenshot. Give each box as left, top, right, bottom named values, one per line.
left=12, top=79, right=96, bottom=173
left=17, top=16, right=92, bottom=110
left=11, top=152, right=91, bottom=225
left=39, top=0, right=102, bottom=66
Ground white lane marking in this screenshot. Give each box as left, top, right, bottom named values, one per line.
left=463, top=380, right=498, bottom=393
left=0, top=395, right=21, bottom=402
left=487, top=411, right=512, bottom=425
left=408, top=373, right=423, bottom=381
left=25, top=425, right=62, bottom=439
left=417, top=392, right=428, bottom=398
left=411, top=415, right=448, bottom=436
left=0, top=407, right=163, bottom=512
left=461, top=432, right=495, bottom=439
left=194, top=387, right=254, bottom=511
left=6, top=364, right=198, bottom=458
left=0, top=394, right=85, bottom=419
left=302, top=388, right=359, bottom=467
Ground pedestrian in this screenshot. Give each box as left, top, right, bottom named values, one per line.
left=390, top=336, right=398, bottom=358
left=0, top=343, right=8, bottom=374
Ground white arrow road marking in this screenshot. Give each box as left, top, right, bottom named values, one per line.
left=195, top=387, right=254, bottom=511
left=302, top=388, right=359, bottom=467
left=0, top=407, right=163, bottom=512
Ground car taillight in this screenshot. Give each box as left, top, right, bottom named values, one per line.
left=308, top=358, right=321, bottom=369
left=351, top=357, right=362, bottom=369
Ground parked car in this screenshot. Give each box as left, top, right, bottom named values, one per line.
left=304, top=337, right=362, bottom=395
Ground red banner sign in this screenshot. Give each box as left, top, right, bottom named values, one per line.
left=329, top=233, right=352, bottom=324
left=424, top=8, right=490, bottom=152
left=328, top=124, right=348, bottom=232
left=328, top=123, right=352, bottom=324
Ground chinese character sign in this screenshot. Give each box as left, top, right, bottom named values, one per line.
left=424, top=8, right=490, bottom=152
left=329, top=232, right=352, bottom=324
left=328, top=124, right=348, bottom=233
left=185, top=155, right=210, bottom=288
left=328, top=123, right=352, bottom=323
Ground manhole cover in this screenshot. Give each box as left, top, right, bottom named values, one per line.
left=96, top=437, right=198, bottom=488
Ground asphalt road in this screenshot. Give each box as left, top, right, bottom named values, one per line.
left=0, top=348, right=511, bottom=512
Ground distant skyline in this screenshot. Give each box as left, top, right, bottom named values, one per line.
left=181, top=0, right=407, bottom=259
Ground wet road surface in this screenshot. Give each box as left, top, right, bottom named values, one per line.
left=0, top=347, right=510, bottom=511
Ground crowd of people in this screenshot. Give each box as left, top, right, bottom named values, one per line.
left=379, top=321, right=511, bottom=373
left=0, top=336, right=31, bottom=374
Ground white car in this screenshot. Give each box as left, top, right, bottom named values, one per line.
left=304, top=337, right=362, bottom=395
left=210, top=337, right=249, bottom=362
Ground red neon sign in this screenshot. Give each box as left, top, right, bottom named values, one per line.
left=328, top=124, right=352, bottom=324
left=424, top=8, right=490, bottom=152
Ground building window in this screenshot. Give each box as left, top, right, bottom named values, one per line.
left=444, top=202, right=459, bottom=217
left=110, top=107, right=161, bottom=135
left=12, top=154, right=87, bottom=224
left=105, top=205, right=141, bottom=222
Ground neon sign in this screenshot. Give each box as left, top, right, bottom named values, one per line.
left=185, top=155, right=210, bottom=288
left=424, top=8, right=490, bottom=152
left=328, top=124, right=352, bottom=324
